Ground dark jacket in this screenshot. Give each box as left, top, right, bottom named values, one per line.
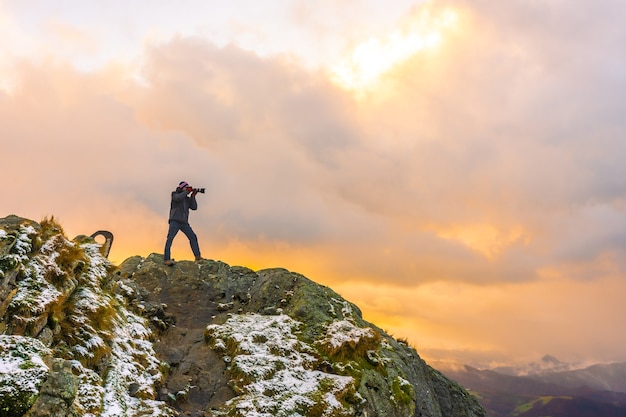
left=169, top=188, right=197, bottom=224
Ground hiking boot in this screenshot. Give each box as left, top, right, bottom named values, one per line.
left=164, top=259, right=175, bottom=266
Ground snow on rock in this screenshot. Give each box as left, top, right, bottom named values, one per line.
left=206, top=313, right=355, bottom=417
left=6, top=229, right=75, bottom=322
left=320, top=320, right=378, bottom=353
left=0, top=224, right=37, bottom=274
left=67, top=239, right=175, bottom=417
left=0, top=219, right=177, bottom=417
left=328, top=297, right=358, bottom=321
left=13, top=225, right=37, bottom=257
left=0, top=335, right=50, bottom=415
left=99, top=310, right=172, bottom=417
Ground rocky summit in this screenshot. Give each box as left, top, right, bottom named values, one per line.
left=0, top=214, right=486, bottom=417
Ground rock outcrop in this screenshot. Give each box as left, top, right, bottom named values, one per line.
left=0, top=214, right=486, bottom=417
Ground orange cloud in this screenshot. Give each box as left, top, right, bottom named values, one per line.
left=333, top=272, right=626, bottom=366
left=433, top=223, right=531, bottom=259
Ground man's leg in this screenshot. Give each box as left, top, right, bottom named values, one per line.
left=180, top=223, right=201, bottom=259
left=164, top=222, right=181, bottom=262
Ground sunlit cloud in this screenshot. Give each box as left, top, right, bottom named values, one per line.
left=0, top=7, right=23, bottom=94
left=433, top=223, right=531, bottom=260
left=330, top=4, right=458, bottom=93
left=334, top=272, right=626, bottom=366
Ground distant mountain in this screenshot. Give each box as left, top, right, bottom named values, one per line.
left=532, top=362, right=626, bottom=393
left=437, top=360, right=626, bottom=417
left=492, top=354, right=585, bottom=376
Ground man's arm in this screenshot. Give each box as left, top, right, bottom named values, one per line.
left=172, top=189, right=189, bottom=202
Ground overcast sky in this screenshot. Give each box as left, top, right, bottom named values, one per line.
left=2, top=0, right=626, bottom=368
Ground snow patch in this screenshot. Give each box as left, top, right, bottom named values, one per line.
left=320, top=320, right=377, bottom=351
left=75, top=241, right=173, bottom=417
left=206, top=314, right=355, bottom=417
left=329, top=298, right=357, bottom=321
left=13, top=225, right=36, bottom=255
left=9, top=260, right=63, bottom=316
left=0, top=336, right=50, bottom=410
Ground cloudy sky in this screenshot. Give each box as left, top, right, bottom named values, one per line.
left=2, top=0, right=626, bottom=368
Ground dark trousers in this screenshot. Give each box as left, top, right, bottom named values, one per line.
left=164, top=221, right=200, bottom=260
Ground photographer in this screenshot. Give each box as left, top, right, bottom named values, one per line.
left=163, top=181, right=204, bottom=266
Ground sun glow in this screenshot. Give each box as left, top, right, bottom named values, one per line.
left=330, top=6, right=458, bottom=93
left=435, top=223, right=530, bottom=260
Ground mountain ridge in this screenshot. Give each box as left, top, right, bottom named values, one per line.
left=0, top=214, right=486, bottom=417
left=437, top=359, right=626, bottom=417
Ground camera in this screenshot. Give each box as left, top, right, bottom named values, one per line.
left=193, top=188, right=205, bottom=193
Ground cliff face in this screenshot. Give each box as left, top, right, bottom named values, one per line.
left=0, top=215, right=486, bottom=417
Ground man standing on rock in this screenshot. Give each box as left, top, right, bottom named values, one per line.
left=164, top=181, right=204, bottom=266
